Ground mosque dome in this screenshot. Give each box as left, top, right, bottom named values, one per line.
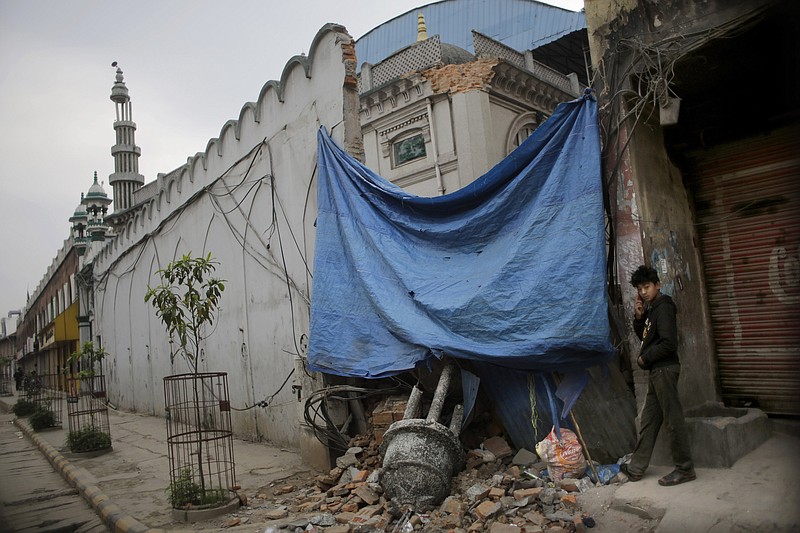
left=70, top=196, right=88, bottom=221
left=85, top=171, right=110, bottom=201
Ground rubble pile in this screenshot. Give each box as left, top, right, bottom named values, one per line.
left=223, top=433, right=597, bottom=533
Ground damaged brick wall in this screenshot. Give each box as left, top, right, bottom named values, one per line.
left=423, top=58, right=500, bottom=94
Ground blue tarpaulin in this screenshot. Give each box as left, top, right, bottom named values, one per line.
left=308, top=94, right=612, bottom=378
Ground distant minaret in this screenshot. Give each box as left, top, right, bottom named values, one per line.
left=108, top=62, right=144, bottom=213
left=417, top=13, right=428, bottom=41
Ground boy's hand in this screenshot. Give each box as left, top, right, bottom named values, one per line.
left=634, top=293, right=644, bottom=319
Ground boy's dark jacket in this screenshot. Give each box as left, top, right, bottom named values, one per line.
left=633, top=294, right=679, bottom=370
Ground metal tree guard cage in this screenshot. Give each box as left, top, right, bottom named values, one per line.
left=28, top=373, right=64, bottom=428
left=163, top=372, right=237, bottom=509
left=0, top=373, right=11, bottom=396
left=66, top=374, right=111, bottom=452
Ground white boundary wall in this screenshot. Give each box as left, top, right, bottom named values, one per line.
left=89, top=25, right=361, bottom=448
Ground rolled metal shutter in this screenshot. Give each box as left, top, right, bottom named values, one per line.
left=689, top=127, right=800, bottom=416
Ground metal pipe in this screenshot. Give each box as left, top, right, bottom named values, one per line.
left=426, top=98, right=446, bottom=195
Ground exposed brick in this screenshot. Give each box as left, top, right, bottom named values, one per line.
left=474, top=500, right=502, bottom=520
left=299, top=500, right=321, bottom=512
left=341, top=502, right=359, bottom=513
left=274, top=484, right=296, bottom=495
left=351, top=505, right=382, bottom=521
left=513, top=487, right=543, bottom=500
left=423, top=59, right=499, bottom=95
left=371, top=411, right=395, bottom=425
left=336, top=511, right=356, bottom=524
left=560, top=494, right=578, bottom=509
left=324, top=502, right=343, bottom=513
left=351, top=470, right=369, bottom=483
left=488, top=487, right=506, bottom=499
left=353, top=485, right=380, bottom=505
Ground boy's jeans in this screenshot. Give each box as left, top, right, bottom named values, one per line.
left=629, top=364, right=694, bottom=475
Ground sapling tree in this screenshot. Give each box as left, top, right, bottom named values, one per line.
left=145, top=252, right=226, bottom=505
left=145, top=252, right=225, bottom=374
left=67, top=341, right=108, bottom=379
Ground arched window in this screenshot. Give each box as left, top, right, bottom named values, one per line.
left=506, top=112, right=545, bottom=154
left=512, top=123, right=538, bottom=149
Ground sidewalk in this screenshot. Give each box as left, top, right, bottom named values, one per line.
left=578, top=429, right=800, bottom=532
left=2, top=389, right=799, bottom=532
left=0, top=391, right=311, bottom=532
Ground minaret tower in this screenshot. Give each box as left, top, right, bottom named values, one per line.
left=108, top=62, right=144, bottom=215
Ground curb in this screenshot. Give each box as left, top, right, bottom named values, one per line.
left=11, top=417, right=181, bottom=533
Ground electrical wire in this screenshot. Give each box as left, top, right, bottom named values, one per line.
left=303, top=384, right=409, bottom=452
left=230, top=368, right=296, bottom=411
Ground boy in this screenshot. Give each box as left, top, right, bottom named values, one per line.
left=620, top=265, right=696, bottom=486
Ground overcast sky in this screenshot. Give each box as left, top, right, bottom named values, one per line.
left=0, top=0, right=583, bottom=323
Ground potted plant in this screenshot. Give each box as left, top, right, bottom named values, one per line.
left=145, top=252, right=238, bottom=518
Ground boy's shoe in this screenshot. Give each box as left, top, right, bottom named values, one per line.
left=658, top=469, right=696, bottom=486
left=619, top=463, right=642, bottom=482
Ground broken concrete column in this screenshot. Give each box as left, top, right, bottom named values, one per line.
left=403, top=386, right=423, bottom=419
left=379, top=363, right=464, bottom=510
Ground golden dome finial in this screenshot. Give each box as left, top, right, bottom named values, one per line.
left=417, top=12, right=428, bottom=41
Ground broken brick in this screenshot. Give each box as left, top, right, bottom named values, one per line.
left=513, top=487, right=543, bottom=500
left=474, top=500, right=502, bottom=520
left=351, top=470, right=369, bottom=483
left=341, top=501, right=359, bottom=513
left=482, top=436, right=513, bottom=459
left=560, top=494, right=578, bottom=509
left=353, top=485, right=380, bottom=505
left=336, top=511, right=356, bottom=523
left=488, top=487, right=506, bottom=499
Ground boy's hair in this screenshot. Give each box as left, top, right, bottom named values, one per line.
left=630, top=265, right=660, bottom=287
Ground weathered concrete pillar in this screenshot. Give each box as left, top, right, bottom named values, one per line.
left=379, top=363, right=464, bottom=510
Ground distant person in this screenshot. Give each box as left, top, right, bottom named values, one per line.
left=14, top=367, right=23, bottom=391
left=620, top=265, right=696, bottom=486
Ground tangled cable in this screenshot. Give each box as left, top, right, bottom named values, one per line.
left=303, top=384, right=409, bottom=453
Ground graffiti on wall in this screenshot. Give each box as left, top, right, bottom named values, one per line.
left=769, top=246, right=800, bottom=305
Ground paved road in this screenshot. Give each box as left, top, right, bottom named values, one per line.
left=0, top=412, right=107, bottom=533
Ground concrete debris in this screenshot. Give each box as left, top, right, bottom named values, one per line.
left=482, top=435, right=514, bottom=459
left=379, top=364, right=465, bottom=509
left=214, top=427, right=596, bottom=532
left=512, top=447, right=538, bottom=466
